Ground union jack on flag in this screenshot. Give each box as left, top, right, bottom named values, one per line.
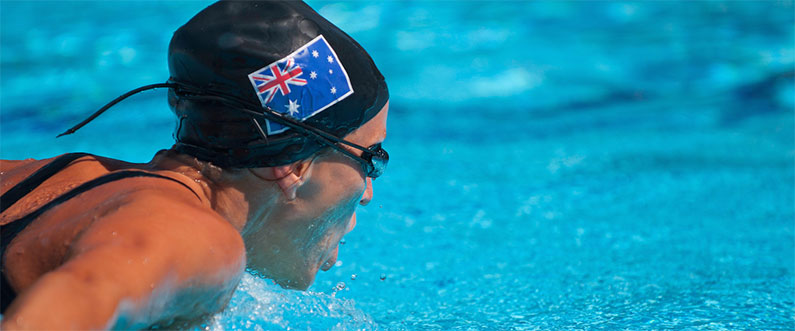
left=248, top=35, right=354, bottom=135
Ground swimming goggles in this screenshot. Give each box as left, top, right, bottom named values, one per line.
left=232, top=94, right=389, bottom=179
left=345, top=142, right=388, bottom=180
left=57, top=82, right=389, bottom=179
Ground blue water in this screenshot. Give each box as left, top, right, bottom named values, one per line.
left=1, top=1, right=793, bottom=330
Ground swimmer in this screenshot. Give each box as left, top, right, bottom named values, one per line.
left=0, top=1, right=389, bottom=329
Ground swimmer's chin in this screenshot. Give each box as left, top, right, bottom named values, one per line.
left=272, top=273, right=315, bottom=290
left=258, top=267, right=318, bottom=290
left=251, top=246, right=340, bottom=290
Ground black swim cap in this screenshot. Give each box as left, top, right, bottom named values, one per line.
left=167, top=0, right=388, bottom=168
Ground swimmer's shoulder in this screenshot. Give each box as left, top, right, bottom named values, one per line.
left=63, top=182, right=246, bottom=323
left=75, top=184, right=246, bottom=276
left=63, top=167, right=243, bottom=262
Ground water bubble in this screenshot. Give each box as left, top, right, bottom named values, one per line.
left=335, top=260, right=343, bottom=267
left=350, top=274, right=357, bottom=280
left=340, top=238, right=346, bottom=245
left=380, top=273, right=387, bottom=281
left=335, top=281, right=346, bottom=291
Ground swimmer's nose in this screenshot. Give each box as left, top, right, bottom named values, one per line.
left=360, top=177, right=373, bottom=206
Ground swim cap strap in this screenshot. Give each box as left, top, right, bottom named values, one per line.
left=57, top=83, right=177, bottom=138
left=56, top=82, right=262, bottom=138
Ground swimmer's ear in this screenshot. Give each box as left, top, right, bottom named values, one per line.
left=270, top=159, right=313, bottom=201
left=249, top=159, right=313, bottom=200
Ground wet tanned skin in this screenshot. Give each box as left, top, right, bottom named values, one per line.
left=0, top=157, right=246, bottom=329
left=0, top=102, right=388, bottom=329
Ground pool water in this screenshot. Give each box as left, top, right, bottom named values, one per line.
left=1, top=1, right=793, bottom=330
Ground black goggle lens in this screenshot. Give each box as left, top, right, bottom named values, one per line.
left=362, top=143, right=388, bottom=179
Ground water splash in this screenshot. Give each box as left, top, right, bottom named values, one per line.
left=199, top=273, right=377, bottom=331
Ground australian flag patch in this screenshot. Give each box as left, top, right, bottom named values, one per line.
left=247, top=35, right=354, bottom=135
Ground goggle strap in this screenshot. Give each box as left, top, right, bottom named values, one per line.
left=234, top=107, right=374, bottom=173
left=250, top=117, right=270, bottom=145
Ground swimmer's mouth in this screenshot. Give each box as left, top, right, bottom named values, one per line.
left=321, top=246, right=338, bottom=271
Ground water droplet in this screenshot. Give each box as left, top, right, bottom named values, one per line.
left=334, top=260, right=342, bottom=267
left=334, top=281, right=346, bottom=291
left=380, top=273, right=387, bottom=281
left=350, top=274, right=357, bottom=280
left=339, top=238, right=346, bottom=245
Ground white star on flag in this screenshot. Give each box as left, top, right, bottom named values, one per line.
left=312, top=50, right=319, bottom=58
left=286, top=99, right=301, bottom=116
left=327, top=55, right=333, bottom=63
left=310, top=71, right=317, bottom=79
left=330, top=86, right=337, bottom=94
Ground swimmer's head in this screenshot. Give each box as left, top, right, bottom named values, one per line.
left=166, top=0, right=389, bottom=168
left=162, top=0, right=390, bottom=290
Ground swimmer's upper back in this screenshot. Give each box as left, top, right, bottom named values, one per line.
left=0, top=154, right=127, bottom=225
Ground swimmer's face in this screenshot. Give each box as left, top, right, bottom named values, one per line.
left=246, top=102, right=388, bottom=289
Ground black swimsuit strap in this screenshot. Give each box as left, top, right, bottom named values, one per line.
left=0, top=152, right=91, bottom=214
left=1, top=153, right=90, bottom=314
left=0, top=156, right=201, bottom=313
left=1, top=170, right=200, bottom=250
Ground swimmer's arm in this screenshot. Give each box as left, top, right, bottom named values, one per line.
left=0, top=194, right=246, bottom=330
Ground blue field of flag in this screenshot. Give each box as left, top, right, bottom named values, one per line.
left=247, top=35, right=354, bottom=134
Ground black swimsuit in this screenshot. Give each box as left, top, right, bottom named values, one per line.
left=0, top=153, right=199, bottom=313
